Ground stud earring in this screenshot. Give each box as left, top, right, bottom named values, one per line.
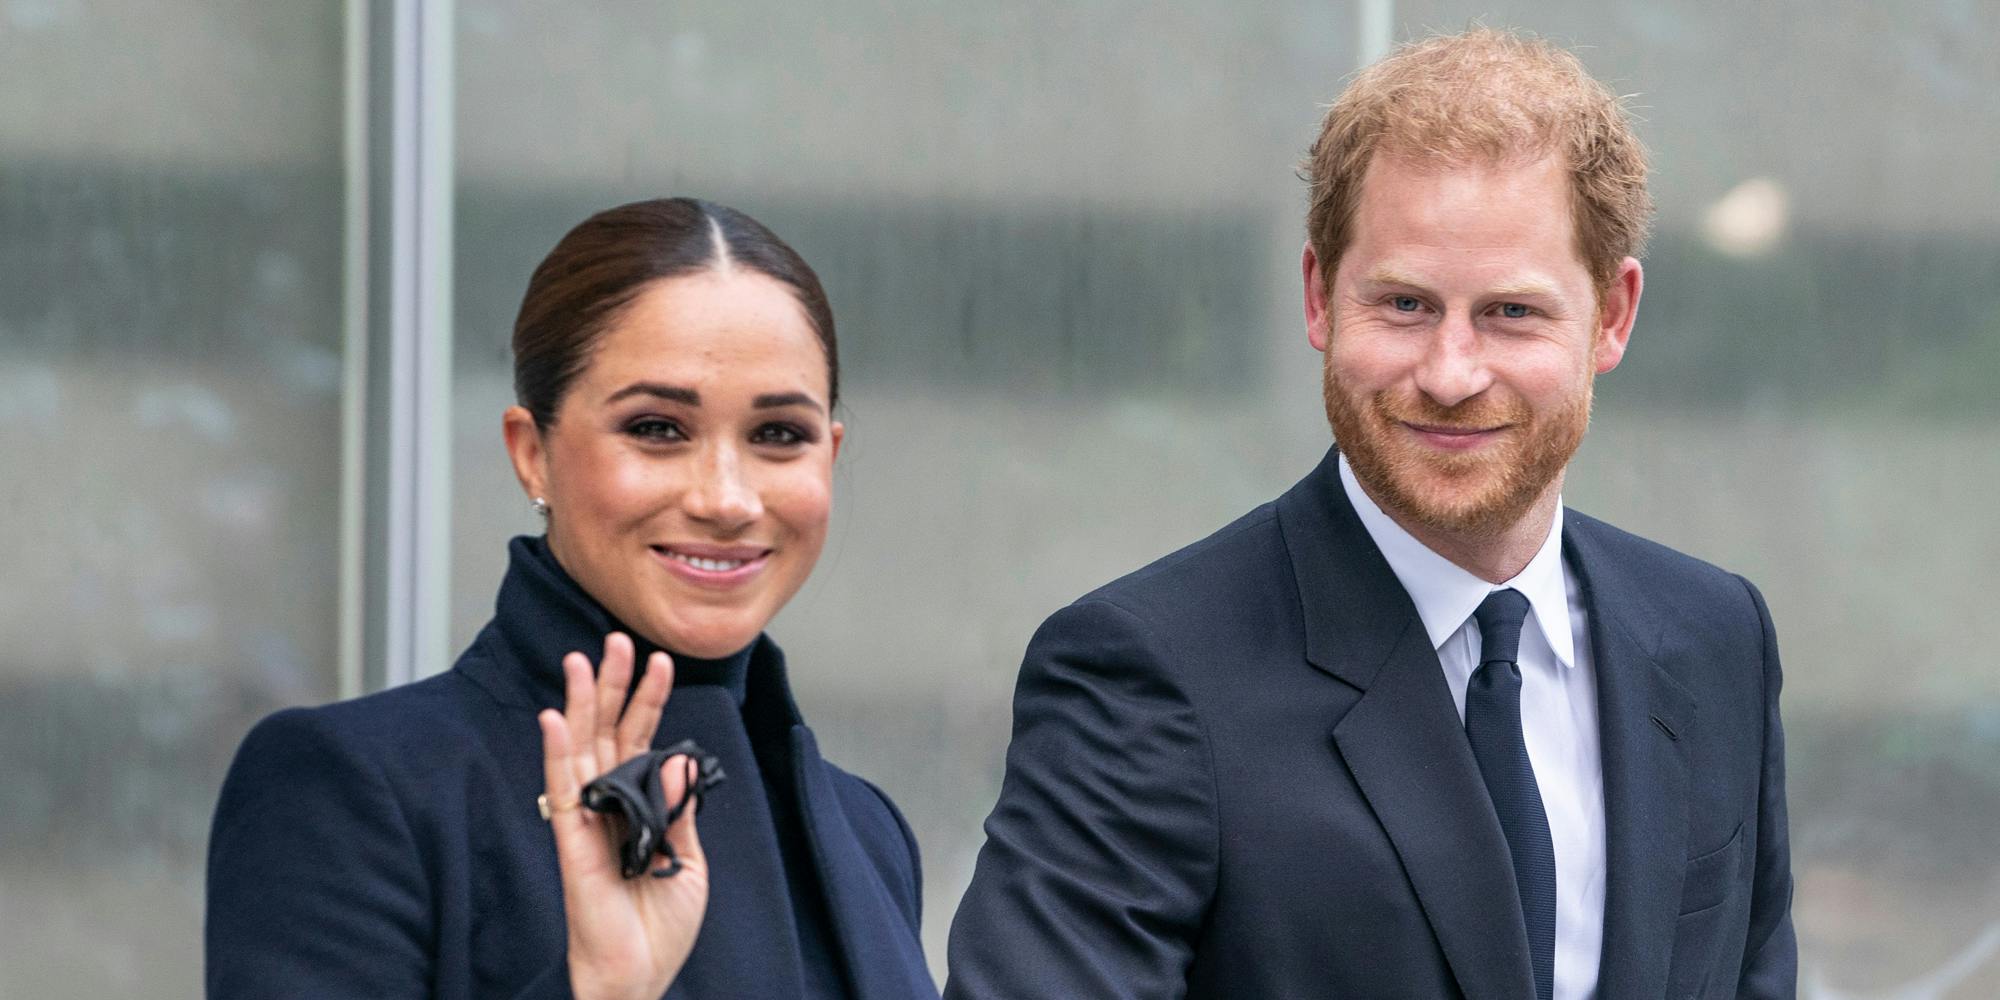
left=531, top=497, right=549, bottom=518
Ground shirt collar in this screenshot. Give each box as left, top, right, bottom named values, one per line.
left=1338, top=453, right=1576, bottom=669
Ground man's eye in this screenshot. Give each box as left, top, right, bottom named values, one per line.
left=626, top=418, right=685, bottom=442
left=1391, top=296, right=1422, bottom=312
left=1498, top=303, right=1531, bottom=319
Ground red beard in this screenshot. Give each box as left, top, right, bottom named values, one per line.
left=1323, top=356, right=1592, bottom=537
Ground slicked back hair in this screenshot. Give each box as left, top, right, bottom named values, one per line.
left=512, top=197, right=838, bottom=428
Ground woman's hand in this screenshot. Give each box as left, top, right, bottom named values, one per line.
left=538, top=632, right=707, bottom=1000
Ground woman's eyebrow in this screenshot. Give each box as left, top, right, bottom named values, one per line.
left=605, top=382, right=699, bottom=406
left=753, top=392, right=824, bottom=413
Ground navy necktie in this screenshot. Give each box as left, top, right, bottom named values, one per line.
left=1465, top=588, right=1557, bottom=1000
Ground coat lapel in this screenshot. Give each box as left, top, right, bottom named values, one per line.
left=1278, top=449, right=1536, bottom=1000
left=1564, top=514, right=1694, bottom=998
left=789, top=726, right=939, bottom=1000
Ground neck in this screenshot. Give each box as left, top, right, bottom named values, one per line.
left=1364, top=476, right=1564, bottom=584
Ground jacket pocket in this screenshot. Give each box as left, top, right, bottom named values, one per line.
left=1665, top=823, right=1746, bottom=998
left=1678, top=823, right=1743, bottom=915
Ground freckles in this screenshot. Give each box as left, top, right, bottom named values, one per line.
left=770, top=477, right=834, bottom=527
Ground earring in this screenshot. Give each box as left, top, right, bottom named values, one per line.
left=531, top=497, right=549, bottom=518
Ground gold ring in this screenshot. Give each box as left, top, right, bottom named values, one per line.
left=537, top=793, right=580, bottom=821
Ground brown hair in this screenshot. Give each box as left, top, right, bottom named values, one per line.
left=1303, top=28, right=1653, bottom=298
left=511, top=197, right=838, bottom=427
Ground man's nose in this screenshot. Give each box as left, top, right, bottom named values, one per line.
left=683, top=445, right=763, bottom=528
left=1411, top=312, right=1493, bottom=408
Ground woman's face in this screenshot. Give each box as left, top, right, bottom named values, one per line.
left=504, top=269, right=842, bottom=658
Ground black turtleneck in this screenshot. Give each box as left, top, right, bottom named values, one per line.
left=515, top=536, right=851, bottom=1000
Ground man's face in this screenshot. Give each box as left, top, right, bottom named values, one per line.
left=1306, top=151, right=1639, bottom=537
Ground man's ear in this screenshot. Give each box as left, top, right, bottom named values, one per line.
left=1302, top=243, right=1333, bottom=353
left=1594, top=256, right=1643, bottom=374
left=501, top=405, right=549, bottom=501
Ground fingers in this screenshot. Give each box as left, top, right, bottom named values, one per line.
left=539, top=708, right=617, bottom=886
left=537, top=708, right=584, bottom=833
left=659, top=755, right=705, bottom=875
left=616, top=651, right=673, bottom=760
left=592, top=633, right=635, bottom=774
left=560, top=651, right=597, bottom=783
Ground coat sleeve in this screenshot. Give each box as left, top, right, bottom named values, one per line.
left=1733, top=577, right=1799, bottom=998
left=944, top=599, right=1217, bottom=1000
left=205, top=707, right=439, bottom=998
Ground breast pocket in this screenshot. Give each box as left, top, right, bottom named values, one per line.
left=1665, top=823, right=1745, bottom=998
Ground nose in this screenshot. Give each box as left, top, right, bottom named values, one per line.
left=1410, top=311, right=1493, bottom=409
left=683, top=443, right=763, bottom=530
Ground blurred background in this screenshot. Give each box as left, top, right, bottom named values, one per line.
left=5, top=0, right=1997, bottom=995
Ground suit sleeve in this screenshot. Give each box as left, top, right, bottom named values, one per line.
left=945, top=599, right=1216, bottom=1000
left=1734, top=578, right=1799, bottom=998
left=205, top=707, right=441, bottom=999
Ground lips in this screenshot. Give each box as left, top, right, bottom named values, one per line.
left=649, top=544, right=773, bottom=588
left=1400, top=420, right=1510, bottom=452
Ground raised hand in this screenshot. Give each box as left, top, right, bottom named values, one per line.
left=537, top=632, right=708, bottom=1000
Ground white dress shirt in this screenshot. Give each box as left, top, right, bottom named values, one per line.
left=1339, top=455, right=1606, bottom=1000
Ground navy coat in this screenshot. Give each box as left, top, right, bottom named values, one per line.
left=207, top=537, right=938, bottom=1000
left=946, top=448, right=1796, bottom=999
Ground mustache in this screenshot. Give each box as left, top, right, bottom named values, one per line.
left=1370, top=390, right=1528, bottom=429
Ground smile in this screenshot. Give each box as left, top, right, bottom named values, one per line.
left=666, top=552, right=748, bottom=571
left=649, top=545, right=773, bottom=588
left=1401, top=421, right=1508, bottom=451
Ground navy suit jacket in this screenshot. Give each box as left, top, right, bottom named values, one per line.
left=947, top=449, right=1795, bottom=999
left=207, top=539, right=938, bottom=1000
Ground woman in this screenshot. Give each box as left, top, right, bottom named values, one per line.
left=206, top=198, right=938, bottom=1000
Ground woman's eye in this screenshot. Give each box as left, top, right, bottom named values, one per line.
left=1498, top=302, right=1531, bottom=319
left=625, top=418, right=685, bottom=442
left=1390, top=296, right=1422, bottom=312
left=750, top=423, right=810, bottom=446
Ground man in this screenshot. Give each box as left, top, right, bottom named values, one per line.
left=945, top=29, right=1794, bottom=1000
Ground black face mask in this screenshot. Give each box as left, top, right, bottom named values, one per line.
left=581, top=739, right=727, bottom=879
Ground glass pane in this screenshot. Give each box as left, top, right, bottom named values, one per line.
left=1389, top=2, right=2000, bottom=993
left=0, top=3, right=348, bottom=995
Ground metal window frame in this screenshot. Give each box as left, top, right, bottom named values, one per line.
left=1358, top=0, right=1394, bottom=68
left=340, top=0, right=456, bottom=698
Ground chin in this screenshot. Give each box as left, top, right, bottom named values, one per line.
left=1392, top=449, right=1558, bottom=532
left=645, top=614, right=763, bottom=659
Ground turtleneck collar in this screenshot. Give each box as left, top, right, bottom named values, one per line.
left=672, top=644, right=754, bottom=707
left=460, top=535, right=782, bottom=715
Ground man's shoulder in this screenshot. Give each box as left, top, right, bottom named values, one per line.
left=1564, top=507, right=1767, bottom=630
left=1061, top=500, right=1293, bottom=635
left=1565, top=508, right=1740, bottom=580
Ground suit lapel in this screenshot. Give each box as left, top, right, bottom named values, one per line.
left=1278, top=449, right=1536, bottom=1000
left=1564, top=515, right=1694, bottom=998
left=788, top=726, right=938, bottom=1000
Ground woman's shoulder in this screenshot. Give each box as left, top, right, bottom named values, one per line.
left=246, top=670, right=494, bottom=756
left=814, top=757, right=924, bottom=922
left=817, top=762, right=914, bottom=837
left=222, top=668, right=521, bottom=817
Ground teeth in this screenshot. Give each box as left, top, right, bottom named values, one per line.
left=664, top=550, right=748, bottom=572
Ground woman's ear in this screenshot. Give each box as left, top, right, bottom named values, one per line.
left=502, top=406, right=549, bottom=501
